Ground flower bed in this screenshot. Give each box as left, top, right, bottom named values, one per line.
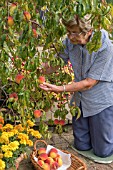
left=0, top=116, right=41, bottom=170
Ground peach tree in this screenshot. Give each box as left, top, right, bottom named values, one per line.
left=0, top=0, right=113, bottom=137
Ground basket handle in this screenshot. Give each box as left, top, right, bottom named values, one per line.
left=33, top=140, right=48, bottom=152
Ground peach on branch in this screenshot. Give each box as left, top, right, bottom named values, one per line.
left=8, top=16, right=14, bottom=26
left=38, top=76, right=45, bottom=84
left=23, top=11, right=31, bottom=21
left=59, top=120, right=65, bottom=126
left=0, top=124, right=3, bottom=130
left=34, top=110, right=42, bottom=118
left=15, top=74, right=24, bottom=84
left=0, top=117, right=4, bottom=124
left=9, top=92, right=18, bottom=102
left=48, top=148, right=58, bottom=159
left=38, top=153, right=48, bottom=161
left=32, top=29, right=38, bottom=38
left=54, top=119, right=59, bottom=125
left=10, top=3, right=17, bottom=15
left=38, top=148, right=46, bottom=155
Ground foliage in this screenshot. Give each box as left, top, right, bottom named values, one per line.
left=0, top=0, right=113, bottom=139
left=0, top=116, right=41, bottom=170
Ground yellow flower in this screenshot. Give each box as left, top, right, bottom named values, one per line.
left=1, top=145, right=9, bottom=152
left=4, top=151, right=13, bottom=158
left=0, top=159, right=5, bottom=170
left=0, top=153, right=3, bottom=159
left=14, top=124, right=24, bottom=132
left=32, top=130, right=42, bottom=138
left=11, top=129, right=18, bottom=135
left=18, top=133, right=29, bottom=140
left=0, top=136, right=9, bottom=144
left=8, top=141, right=19, bottom=151
left=27, top=129, right=41, bottom=138
left=2, top=124, right=13, bottom=131
left=20, top=139, right=27, bottom=145
left=27, top=120, right=35, bottom=127
left=27, top=140, right=33, bottom=146
left=7, top=132, right=14, bottom=137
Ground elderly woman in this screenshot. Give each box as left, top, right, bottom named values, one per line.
left=40, top=15, right=113, bottom=158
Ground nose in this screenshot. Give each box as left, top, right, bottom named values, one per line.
left=68, top=34, right=74, bottom=40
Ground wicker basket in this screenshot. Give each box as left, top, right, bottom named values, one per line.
left=30, top=140, right=87, bottom=170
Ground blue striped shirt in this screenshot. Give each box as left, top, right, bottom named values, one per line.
left=60, top=29, right=113, bottom=117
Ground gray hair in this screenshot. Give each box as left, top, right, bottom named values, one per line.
left=62, top=14, right=93, bottom=33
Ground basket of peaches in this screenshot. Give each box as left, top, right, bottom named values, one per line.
left=30, top=140, right=72, bottom=170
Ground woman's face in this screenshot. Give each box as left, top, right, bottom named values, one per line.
left=66, top=25, right=92, bottom=45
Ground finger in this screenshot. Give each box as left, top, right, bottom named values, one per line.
left=40, top=86, right=52, bottom=91
left=43, top=82, right=53, bottom=88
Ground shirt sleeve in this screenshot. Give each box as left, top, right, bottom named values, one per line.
left=87, top=45, right=113, bottom=82
left=59, top=38, right=69, bottom=64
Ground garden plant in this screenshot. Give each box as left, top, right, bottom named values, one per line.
left=0, top=0, right=113, bottom=169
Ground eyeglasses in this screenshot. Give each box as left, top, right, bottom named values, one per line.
left=67, top=31, right=83, bottom=37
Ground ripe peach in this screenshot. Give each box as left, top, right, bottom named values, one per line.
left=8, top=16, right=14, bottom=26
left=38, top=76, right=45, bottom=84
left=0, top=124, right=3, bottom=130
left=23, top=11, right=31, bottom=21
left=38, top=148, right=46, bottom=155
left=32, top=29, right=38, bottom=38
left=48, top=148, right=58, bottom=159
left=37, top=160, right=44, bottom=167
left=38, top=153, right=48, bottom=161
left=0, top=117, right=4, bottom=125
left=55, top=157, right=63, bottom=167
left=9, top=92, right=18, bottom=102
left=34, top=110, right=42, bottom=118
left=45, top=157, right=54, bottom=166
left=42, top=163, right=50, bottom=170
left=54, top=119, right=59, bottom=125
left=51, top=161, right=59, bottom=170
left=10, top=3, right=17, bottom=15
left=59, top=120, right=65, bottom=126
left=15, top=74, right=24, bottom=84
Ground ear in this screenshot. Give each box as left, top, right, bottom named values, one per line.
left=88, top=29, right=93, bottom=35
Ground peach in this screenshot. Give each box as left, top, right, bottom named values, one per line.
left=45, top=157, right=54, bottom=165
left=32, top=29, right=38, bottom=38
left=38, top=76, right=45, bottom=84
left=34, top=110, right=42, bottom=118
left=38, top=148, right=46, bottom=155
left=10, top=3, right=17, bottom=15
left=37, top=160, right=44, bottom=167
left=38, top=153, right=48, bottom=161
left=23, top=11, right=31, bottom=21
left=55, top=157, right=63, bottom=167
left=59, top=120, right=65, bottom=126
left=54, top=119, right=59, bottom=125
left=48, top=148, right=58, bottom=159
left=0, top=117, right=4, bottom=124
left=51, top=161, right=59, bottom=170
left=0, top=124, right=3, bottom=130
left=8, top=16, right=14, bottom=26
left=42, top=163, right=50, bottom=170
left=15, top=74, right=24, bottom=84
left=9, top=92, right=18, bottom=102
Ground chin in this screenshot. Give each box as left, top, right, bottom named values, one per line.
left=70, top=41, right=78, bottom=44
